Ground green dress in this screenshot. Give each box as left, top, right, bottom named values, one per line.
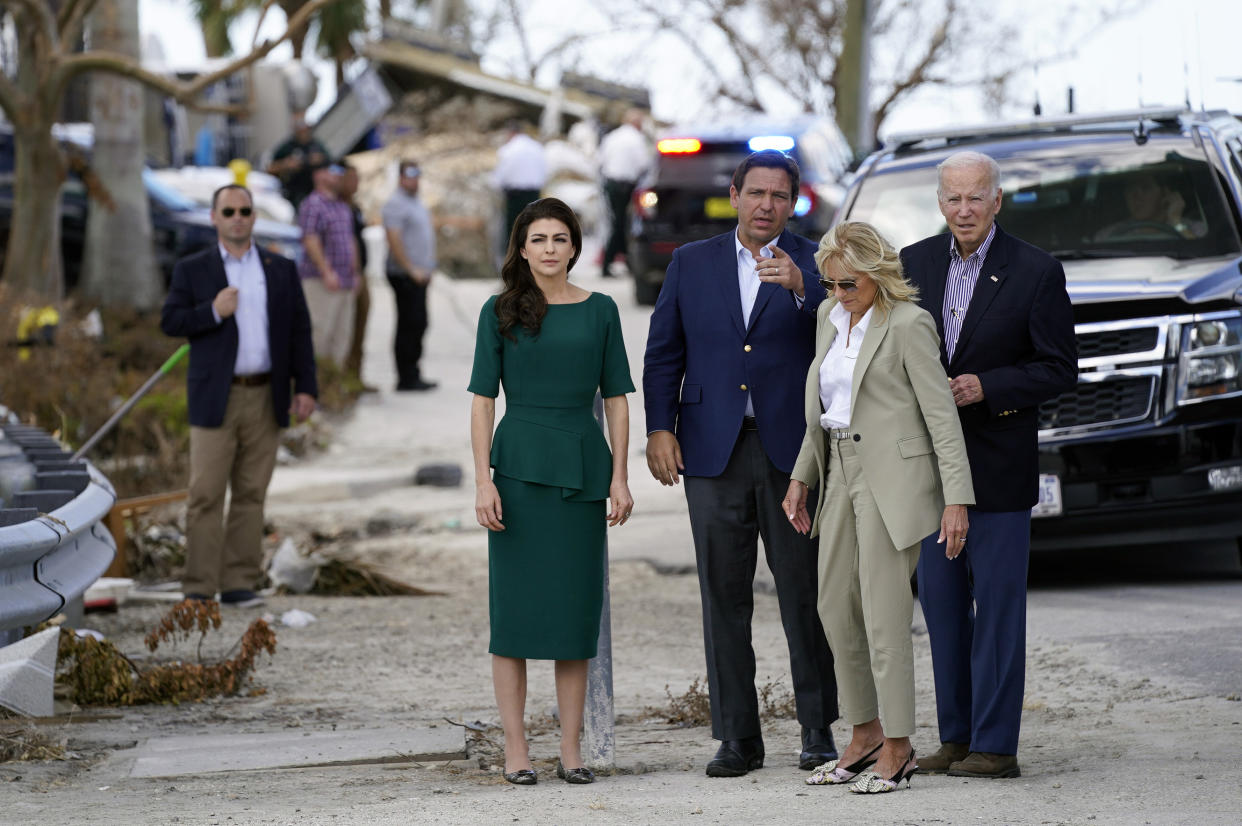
left=468, top=292, right=635, bottom=660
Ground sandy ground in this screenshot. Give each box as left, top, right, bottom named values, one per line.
left=3, top=260, right=1241, bottom=825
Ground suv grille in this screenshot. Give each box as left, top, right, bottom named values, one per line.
left=1039, top=375, right=1156, bottom=430
left=1077, top=327, right=1159, bottom=359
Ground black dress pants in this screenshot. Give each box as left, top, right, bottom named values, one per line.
left=603, top=178, right=635, bottom=268
left=503, top=188, right=542, bottom=246
left=387, top=273, right=427, bottom=385
left=683, top=427, right=839, bottom=741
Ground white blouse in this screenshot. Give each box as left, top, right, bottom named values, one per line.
left=818, top=302, right=873, bottom=430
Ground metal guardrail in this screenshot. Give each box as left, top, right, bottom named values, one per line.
left=0, top=413, right=117, bottom=647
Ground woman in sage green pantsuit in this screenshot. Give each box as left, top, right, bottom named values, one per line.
left=469, top=198, right=635, bottom=786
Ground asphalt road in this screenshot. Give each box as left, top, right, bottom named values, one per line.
left=1028, top=540, right=1242, bottom=697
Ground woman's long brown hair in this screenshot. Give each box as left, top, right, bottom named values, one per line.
left=495, top=197, right=583, bottom=341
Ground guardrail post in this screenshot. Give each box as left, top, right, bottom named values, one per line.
left=583, top=393, right=615, bottom=771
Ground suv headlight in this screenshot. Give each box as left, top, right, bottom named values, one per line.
left=1177, top=315, right=1242, bottom=404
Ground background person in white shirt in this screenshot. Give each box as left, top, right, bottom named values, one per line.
left=597, top=108, right=651, bottom=276
left=492, top=121, right=548, bottom=248
left=785, top=221, right=972, bottom=794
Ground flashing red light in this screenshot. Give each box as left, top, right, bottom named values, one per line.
left=657, top=138, right=702, bottom=154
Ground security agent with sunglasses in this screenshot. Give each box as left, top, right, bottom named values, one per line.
left=643, top=149, right=839, bottom=777
left=161, top=184, right=318, bottom=607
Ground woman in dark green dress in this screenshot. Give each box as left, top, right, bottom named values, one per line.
left=469, top=198, right=635, bottom=785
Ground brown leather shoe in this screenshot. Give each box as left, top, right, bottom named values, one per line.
left=916, top=742, right=969, bottom=774
left=947, top=751, right=1021, bottom=778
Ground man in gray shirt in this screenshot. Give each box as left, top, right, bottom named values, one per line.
left=382, top=160, right=437, bottom=391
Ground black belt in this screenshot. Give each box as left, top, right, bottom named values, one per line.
left=741, top=416, right=759, bottom=431
left=232, top=372, right=271, bottom=387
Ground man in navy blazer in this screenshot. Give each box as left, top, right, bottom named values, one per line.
left=161, top=184, right=317, bottom=608
left=901, top=151, right=1076, bottom=779
left=643, top=150, right=838, bottom=777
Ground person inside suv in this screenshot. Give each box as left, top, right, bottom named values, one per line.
left=1097, top=171, right=1206, bottom=240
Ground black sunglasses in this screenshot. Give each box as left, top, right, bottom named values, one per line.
left=220, top=206, right=253, bottom=218
left=819, top=278, right=858, bottom=292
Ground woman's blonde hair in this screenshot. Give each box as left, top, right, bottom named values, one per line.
left=814, top=221, right=918, bottom=317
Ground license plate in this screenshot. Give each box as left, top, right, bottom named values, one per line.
left=704, top=197, right=737, bottom=219
left=1031, top=473, right=1062, bottom=518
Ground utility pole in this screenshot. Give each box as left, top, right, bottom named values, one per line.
left=835, top=0, right=873, bottom=156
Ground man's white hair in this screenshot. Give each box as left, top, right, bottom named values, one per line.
left=937, top=151, right=1001, bottom=196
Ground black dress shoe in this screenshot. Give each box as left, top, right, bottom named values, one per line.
left=705, top=736, right=765, bottom=777
left=219, top=589, right=265, bottom=608
left=799, top=725, right=839, bottom=770
left=396, top=378, right=438, bottom=392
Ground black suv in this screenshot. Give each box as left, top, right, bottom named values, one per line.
left=627, top=117, right=854, bottom=304
left=838, top=108, right=1242, bottom=557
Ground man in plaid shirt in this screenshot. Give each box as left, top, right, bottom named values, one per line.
left=298, top=160, right=360, bottom=366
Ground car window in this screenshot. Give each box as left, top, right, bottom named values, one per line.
left=848, top=135, right=1242, bottom=260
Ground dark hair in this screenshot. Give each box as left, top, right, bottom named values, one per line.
left=211, top=183, right=253, bottom=210
left=730, top=150, right=801, bottom=199
left=495, top=198, right=583, bottom=341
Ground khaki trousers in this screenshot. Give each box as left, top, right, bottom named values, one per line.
left=184, top=384, right=280, bottom=596
left=301, top=276, right=356, bottom=366
left=816, top=436, right=920, bottom=737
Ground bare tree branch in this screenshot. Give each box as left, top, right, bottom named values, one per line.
left=628, top=0, right=763, bottom=111
left=248, top=0, right=281, bottom=52
left=2, top=0, right=58, bottom=60
left=57, top=0, right=101, bottom=46
left=55, top=0, right=82, bottom=32
left=50, top=0, right=334, bottom=104
left=872, top=2, right=952, bottom=128
left=504, top=0, right=536, bottom=83
left=0, top=69, right=23, bottom=126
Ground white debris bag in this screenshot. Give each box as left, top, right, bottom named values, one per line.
left=280, top=609, right=317, bottom=629
left=267, top=538, right=323, bottom=594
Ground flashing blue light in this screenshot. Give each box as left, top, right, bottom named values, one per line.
left=748, top=135, right=795, bottom=152
left=794, top=195, right=812, bottom=217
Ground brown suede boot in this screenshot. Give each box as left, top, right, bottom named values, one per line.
left=947, top=751, right=1021, bottom=778
left=915, top=742, right=969, bottom=774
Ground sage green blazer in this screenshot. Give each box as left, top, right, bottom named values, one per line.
left=791, top=299, right=975, bottom=549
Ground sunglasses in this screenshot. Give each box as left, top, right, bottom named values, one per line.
left=220, top=207, right=253, bottom=218
left=819, top=278, right=858, bottom=292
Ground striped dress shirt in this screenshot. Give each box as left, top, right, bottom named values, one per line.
left=942, top=223, right=997, bottom=361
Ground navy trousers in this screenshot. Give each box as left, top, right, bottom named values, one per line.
left=917, top=508, right=1031, bottom=755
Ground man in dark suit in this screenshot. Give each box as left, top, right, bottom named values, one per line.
left=643, top=150, right=839, bottom=777
left=900, top=151, right=1077, bottom=779
left=161, top=184, right=318, bottom=608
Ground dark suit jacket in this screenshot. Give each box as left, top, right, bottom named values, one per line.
left=161, top=245, right=317, bottom=429
left=901, top=224, right=1077, bottom=511
left=643, top=228, right=827, bottom=477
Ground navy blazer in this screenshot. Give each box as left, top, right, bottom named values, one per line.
left=643, top=229, right=827, bottom=477
left=161, top=245, right=318, bottom=429
left=900, top=224, right=1077, bottom=511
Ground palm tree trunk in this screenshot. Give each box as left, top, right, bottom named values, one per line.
left=79, top=0, right=162, bottom=310
left=4, top=125, right=66, bottom=301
